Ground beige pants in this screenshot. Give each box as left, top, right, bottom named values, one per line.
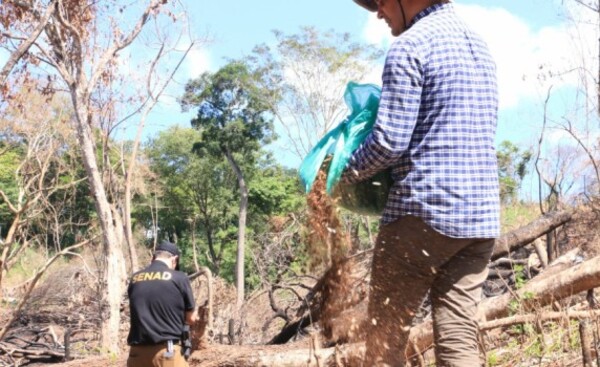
left=364, top=215, right=495, bottom=367
left=127, top=344, right=188, bottom=367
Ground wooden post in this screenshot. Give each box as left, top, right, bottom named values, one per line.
left=580, top=320, right=593, bottom=367
left=63, top=328, right=71, bottom=361
left=228, top=318, right=235, bottom=345
left=533, top=238, right=548, bottom=268
left=546, top=231, right=554, bottom=263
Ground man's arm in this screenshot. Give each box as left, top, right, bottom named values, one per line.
left=185, top=309, right=199, bottom=325
left=342, top=43, right=423, bottom=184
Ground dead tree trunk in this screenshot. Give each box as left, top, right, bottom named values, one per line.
left=492, top=210, right=571, bottom=260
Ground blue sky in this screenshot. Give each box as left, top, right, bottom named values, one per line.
left=164, top=0, right=578, bottom=153
left=2, top=0, right=596, bottom=199
left=159, top=0, right=596, bottom=200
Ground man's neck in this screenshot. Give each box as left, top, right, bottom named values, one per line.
left=403, top=0, right=447, bottom=26
left=154, top=258, right=173, bottom=269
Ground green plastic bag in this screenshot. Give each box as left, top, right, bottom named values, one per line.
left=299, top=81, right=392, bottom=216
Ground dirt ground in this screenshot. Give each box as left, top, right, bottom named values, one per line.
left=39, top=342, right=312, bottom=367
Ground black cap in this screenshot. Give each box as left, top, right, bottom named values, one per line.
left=156, top=241, right=180, bottom=257
left=353, top=0, right=378, bottom=12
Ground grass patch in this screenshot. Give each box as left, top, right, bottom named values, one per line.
left=4, top=247, right=48, bottom=287
left=501, top=202, right=540, bottom=234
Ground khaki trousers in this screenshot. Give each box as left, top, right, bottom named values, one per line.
left=364, top=215, right=495, bottom=367
left=127, top=344, right=188, bottom=367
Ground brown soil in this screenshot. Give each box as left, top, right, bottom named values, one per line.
left=305, top=164, right=350, bottom=267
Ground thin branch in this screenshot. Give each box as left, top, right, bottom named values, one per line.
left=0, top=0, right=57, bottom=86
left=89, top=0, right=166, bottom=91
left=535, top=86, right=553, bottom=214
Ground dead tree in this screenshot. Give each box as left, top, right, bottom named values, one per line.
left=1, top=0, right=198, bottom=354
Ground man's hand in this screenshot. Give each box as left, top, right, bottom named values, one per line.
left=185, top=309, right=199, bottom=325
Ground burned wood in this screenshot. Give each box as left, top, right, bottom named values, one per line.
left=487, top=268, right=515, bottom=279
left=492, top=210, right=571, bottom=260
left=0, top=327, right=83, bottom=365
left=268, top=250, right=371, bottom=345
left=489, top=258, right=529, bottom=268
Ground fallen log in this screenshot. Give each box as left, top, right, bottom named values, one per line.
left=478, top=309, right=600, bottom=331
left=406, top=250, right=600, bottom=358
left=195, top=307, right=600, bottom=366
left=491, top=210, right=571, bottom=260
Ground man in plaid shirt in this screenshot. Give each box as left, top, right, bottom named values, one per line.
left=345, top=0, right=499, bottom=365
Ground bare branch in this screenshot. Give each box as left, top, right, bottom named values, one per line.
left=89, top=0, right=166, bottom=91
left=0, top=0, right=57, bottom=86
left=535, top=86, right=553, bottom=213
left=0, top=190, right=19, bottom=214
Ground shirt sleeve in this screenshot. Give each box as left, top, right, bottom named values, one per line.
left=180, top=275, right=195, bottom=311
left=342, top=41, right=423, bottom=184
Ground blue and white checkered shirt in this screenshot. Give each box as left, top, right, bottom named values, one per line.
left=343, top=3, right=500, bottom=238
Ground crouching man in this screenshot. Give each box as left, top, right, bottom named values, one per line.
left=127, top=241, right=198, bottom=367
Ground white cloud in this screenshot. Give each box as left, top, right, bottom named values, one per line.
left=360, top=4, right=589, bottom=110
left=185, top=47, right=211, bottom=78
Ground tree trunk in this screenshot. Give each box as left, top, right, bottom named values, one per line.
left=0, top=212, right=20, bottom=298
left=492, top=210, right=571, bottom=260
left=71, top=92, right=126, bottom=355
left=223, top=148, right=247, bottom=310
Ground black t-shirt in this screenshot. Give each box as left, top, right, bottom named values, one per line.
left=127, top=261, right=195, bottom=345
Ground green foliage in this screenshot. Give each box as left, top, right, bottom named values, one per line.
left=142, top=124, right=305, bottom=285
left=248, top=156, right=304, bottom=223
left=180, top=60, right=277, bottom=160
left=501, top=202, right=539, bottom=234
left=513, top=264, right=526, bottom=289
left=248, top=27, right=384, bottom=158
left=486, top=350, right=499, bottom=366
left=497, top=140, right=532, bottom=204
left=0, top=145, right=22, bottom=234
left=143, top=126, right=238, bottom=274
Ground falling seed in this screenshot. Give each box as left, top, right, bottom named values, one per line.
left=431, top=267, right=437, bottom=274
left=372, top=181, right=381, bottom=186
left=371, top=318, right=378, bottom=326
left=422, top=249, right=430, bottom=257
left=384, top=297, right=390, bottom=305
left=352, top=169, right=359, bottom=176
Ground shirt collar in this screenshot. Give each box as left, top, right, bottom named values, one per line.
left=409, top=2, right=451, bottom=28
left=150, top=260, right=170, bottom=269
